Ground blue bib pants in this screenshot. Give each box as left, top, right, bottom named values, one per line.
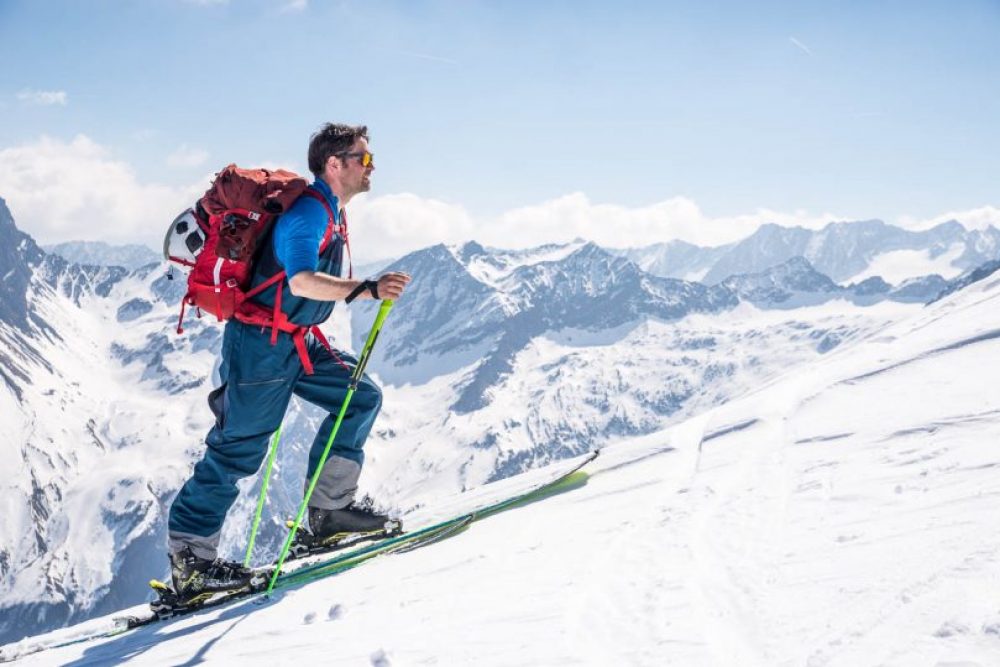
left=167, top=319, right=382, bottom=559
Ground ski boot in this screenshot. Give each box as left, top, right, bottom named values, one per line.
left=161, top=547, right=258, bottom=609
left=289, top=497, right=402, bottom=557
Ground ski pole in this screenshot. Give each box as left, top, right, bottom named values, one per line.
left=266, top=299, right=395, bottom=595
left=243, top=425, right=283, bottom=567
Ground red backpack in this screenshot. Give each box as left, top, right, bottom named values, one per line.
left=164, top=164, right=352, bottom=373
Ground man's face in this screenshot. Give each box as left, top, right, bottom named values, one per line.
left=336, top=137, right=374, bottom=197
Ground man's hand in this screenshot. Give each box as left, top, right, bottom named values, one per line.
left=376, top=272, right=411, bottom=300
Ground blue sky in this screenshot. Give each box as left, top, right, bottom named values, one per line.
left=1, top=0, right=998, bottom=256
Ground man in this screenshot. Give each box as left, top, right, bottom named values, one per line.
left=166, top=123, right=411, bottom=597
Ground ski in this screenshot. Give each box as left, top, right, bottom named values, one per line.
left=122, top=515, right=472, bottom=630
left=1, top=450, right=598, bottom=662
left=285, top=517, right=404, bottom=561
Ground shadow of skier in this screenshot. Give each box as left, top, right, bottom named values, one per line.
left=62, top=594, right=272, bottom=666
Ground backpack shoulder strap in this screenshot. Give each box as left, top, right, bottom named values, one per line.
left=301, top=186, right=353, bottom=279
left=300, top=187, right=337, bottom=250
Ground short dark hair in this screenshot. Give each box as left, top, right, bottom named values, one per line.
left=308, top=123, right=369, bottom=177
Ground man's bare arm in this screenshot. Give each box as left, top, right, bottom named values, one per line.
left=288, top=271, right=411, bottom=301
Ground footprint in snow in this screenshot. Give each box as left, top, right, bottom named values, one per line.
left=370, top=648, right=392, bottom=666
left=328, top=603, right=344, bottom=620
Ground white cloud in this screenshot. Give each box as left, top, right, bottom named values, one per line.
left=280, top=0, right=308, bottom=13
left=350, top=193, right=477, bottom=262
left=350, top=191, right=843, bottom=261
left=0, top=135, right=208, bottom=247
left=897, top=205, right=1000, bottom=232
left=16, top=90, right=67, bottom=106
left=167, top=144, right=210, bottom=168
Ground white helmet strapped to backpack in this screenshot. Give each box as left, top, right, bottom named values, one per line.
left=163, top=208, right=206, bottom=268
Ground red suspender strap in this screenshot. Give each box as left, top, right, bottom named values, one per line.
left=271, top=280, right=282, bottom=347
left=245, top=269, right=286, bottom=300
left=302, top=187, right=352, bottom=278
left=311, top=325, right=352, bottom=372
left=292, top=329, right=314, bottom=375
left=176, top=297, right=189, bottom=334
left=341, top=209, right=353, bottom=279
left=310, top=325, right=332, bottom=351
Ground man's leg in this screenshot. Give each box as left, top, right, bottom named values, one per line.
left=168, top=322, right=299, bottom=559
left=293, top=339, right=383, bottom=511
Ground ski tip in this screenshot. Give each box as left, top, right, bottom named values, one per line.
left=149, top=579, right=170, bottom=591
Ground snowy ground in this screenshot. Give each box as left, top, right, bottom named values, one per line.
left=7, top=273, right=1000, bottom=665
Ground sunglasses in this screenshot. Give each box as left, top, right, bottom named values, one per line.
left=336, top=150, right=374, bottom=167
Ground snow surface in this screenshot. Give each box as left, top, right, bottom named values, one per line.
left=7, top=272, right=1000, bottom=665
left=5, top=240, right=917, bottom=646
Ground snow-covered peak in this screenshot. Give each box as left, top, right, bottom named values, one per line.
left=42, top=241, right=161, bottom=271
left=450, top=238, right=590, bottom=287
left=720, top=256, right=839, bottom=308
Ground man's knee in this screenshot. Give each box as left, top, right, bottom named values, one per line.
left=204, top=432, right=274, bottom=479
left=355, top=376, right=382, bottom=413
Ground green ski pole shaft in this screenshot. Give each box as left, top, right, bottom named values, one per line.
left=266, top=299, right=395, bottom=595
left=244, top=425, right=282, bottom=567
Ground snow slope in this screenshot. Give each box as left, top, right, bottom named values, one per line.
left=7, top=269, right=1000, bottom=665
left=2, top=220, right=916, bottom=645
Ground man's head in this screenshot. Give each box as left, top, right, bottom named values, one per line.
left=308, top=123, right=374, bottom=203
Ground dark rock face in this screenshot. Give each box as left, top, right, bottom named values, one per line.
left=721, top=256, right=841, bottom=307
left=932, top=258, right=1000, bottom=304
left=0, top=197, right=45, bottom=332
left=889, top=275, right=948, bottom=303
left=117, top=298, right=154, bottom=322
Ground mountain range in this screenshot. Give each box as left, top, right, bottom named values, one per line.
left=42, top=241, right=161, bottom=271
left=618, top=218, right=1000, bottom=285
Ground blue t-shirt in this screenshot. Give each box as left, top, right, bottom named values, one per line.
left=273, top=179, right=342, bottom=278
